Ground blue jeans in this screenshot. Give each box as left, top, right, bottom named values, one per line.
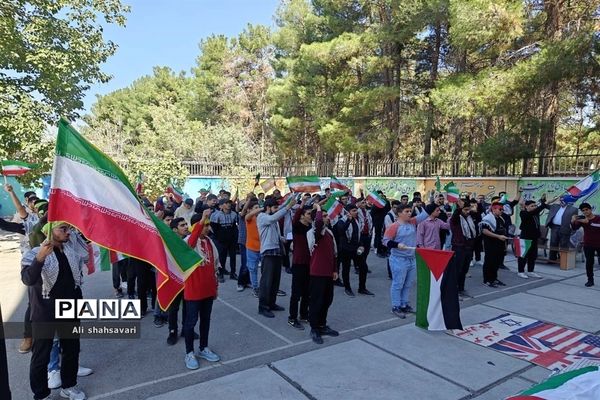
left=389, top=256, right=416, bottom=308
left=183, top=298, right=213, bottom=354
left=47, top=338, right=60, bottom=372
left=246, top=249, right=261, bottom=289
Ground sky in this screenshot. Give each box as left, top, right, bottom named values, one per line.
left=83, top=0, right=281, bottom=113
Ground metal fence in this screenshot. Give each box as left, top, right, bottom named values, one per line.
left=182, top=152, right=599, bottom=177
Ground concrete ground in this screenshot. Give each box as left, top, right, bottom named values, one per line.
left=1, top=233, right=598, bottom=400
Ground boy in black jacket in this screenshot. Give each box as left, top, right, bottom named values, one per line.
left=517, top=197, right=548, bottom=278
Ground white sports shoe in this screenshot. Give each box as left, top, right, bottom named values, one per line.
left=48, top=369, right=61, bottom=389
left=60, top=385, right=86, bottom=400
left=527, top=272, right=542, bottom=278
left=77, top=365, right=93, bottom=377
left=517, top=272, right=529, bottom=279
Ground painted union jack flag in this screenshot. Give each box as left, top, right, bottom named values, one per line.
left=490, top=321, right=600, bottom=370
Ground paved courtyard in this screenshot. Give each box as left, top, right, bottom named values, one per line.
left=1, top=234, right=598, bottom=399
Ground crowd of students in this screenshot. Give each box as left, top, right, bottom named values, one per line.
left=2, top=182, right=599, bottom=400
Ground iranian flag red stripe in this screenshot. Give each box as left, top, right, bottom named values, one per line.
left=48, top=119, right=202, bottom=310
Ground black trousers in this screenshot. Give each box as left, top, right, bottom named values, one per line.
left=112, top=258, right=128, bottom=289
left=168, top=292, right=187, bottom=333
left=289, top=264, right=310, bottom=320
left=359, top=233, right=372, bottom=269
left=473, top=236, right=483, bottom=262
left=584, top=246, right=600, bottom=282
left=483, top=240, right=504, bottom=284
left=126, top=259, right=137, bottom=296
left=24, top=302, right=32, bottom=338
left=518, top=245, right=538, bottom=273
left=373, top=219, right=385, bottom=254
left=259, top=255, right=282, bottom=311
left=31, top=322, right=79, bottom=399
left=309, top=276, right=334, bottom=329
left=452, top=245, right=473, bottom=292
left=184, top=298, right=213, bottom=353
left=217, top=240, right=237, bottom=276
left=282, top=240, right=292, bottom=270
left=132, top=260, right=155, bottom=312
left=340, top=250, right=367, bottom=291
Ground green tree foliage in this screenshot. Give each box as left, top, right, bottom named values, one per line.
left=0, top=0, right=129, bottom=184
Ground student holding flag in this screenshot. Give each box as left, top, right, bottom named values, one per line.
left=516, top=196, right=549, bottom=279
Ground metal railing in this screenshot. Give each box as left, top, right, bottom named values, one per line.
left=182, top=152, right=599, bottom=177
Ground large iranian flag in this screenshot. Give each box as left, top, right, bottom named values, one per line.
left=507, top=366, right=600, bottom=399
left=287, top=176, right=321, bottom=192
left=48, top=119, right=202, bottom=310
left=415, top=248, right=462, bottom=331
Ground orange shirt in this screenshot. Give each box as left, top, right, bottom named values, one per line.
left=246, top=216, right=260, bottom=252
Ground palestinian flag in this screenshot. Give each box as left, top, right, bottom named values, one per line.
left=330, top=176, right=350, bottom=192
left=87, top=243, right=125, bottom=274
left=287, top=176, right=321, bottom=193
left=366, top=191, right=386, bottom=208
left=260, top=177, right=277, bottom=193
left=166, top=183, right=184, bottom=203
left=49, top=119, right=202, bottom=310
left=416, top=248, right=462, bottom=331
left=1, top=160, right=38, bottom=176
left=322, top=196, right=344, bottom=220
left=513, top=237, right=533, bottom=258
left=564, top=169, right=599, bottom=202
left=443, top=181, right=460, bottom=203
left=507, top=366, right=600, bottom=399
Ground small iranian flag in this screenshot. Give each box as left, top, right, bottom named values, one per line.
left=166, top=183, right=184, bottom=203
left=513, top=237, right=533, bottom=258
left=87, top=243, right=125, bottom=274
left=416, top=248, right=462, bottom=331
left=260, top=177, right=277, bottom=193
left=443, top=181, right=460, bottom=203
left=330, top=190, right=348, bottom=198
left=287, top=175, right=321, bottom=193
left=366, top=191, right=386, bottom=208
left=134, top=172, right=144, bottom=195
left=507, top=366, right=600, bottom=399
left=1, top=160, right=38, bottom=176
left=322, top=196, right=344, bottom=220
left=330, top=176, right=350, bottom=192
left=499, top=194, right=509, bottom=204
left=49, top=119, right=203, bottom=310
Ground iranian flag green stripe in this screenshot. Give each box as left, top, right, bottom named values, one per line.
left=49, top=119, right=202, bottom=310
left=415, top=248, right=461, bottom=331
left=508, top=366, right=600, bottom=399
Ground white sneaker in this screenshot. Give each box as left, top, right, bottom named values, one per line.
left=527, top=272, right=542, bottom=278
left=60, top=385, right=86, bottom=400
left=48, top=369, right=61, bottom=389
left=517, top=272, right=529, bottom=279
left=77, top=365, right=93, bottom=377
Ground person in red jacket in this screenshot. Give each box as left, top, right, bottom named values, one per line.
left=307, top=205, right=339, bottom=344
left=571, top=203, right=600, bottom=287
left=183, top=210, right=220, bottom=370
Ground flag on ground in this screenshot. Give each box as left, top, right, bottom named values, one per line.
left=415, top=248, right=461, bottom=331
left=564, top=169, right=600, bottom=202
left=166, top=183, right=184, bottom=203
left=366, top=191, right=386, bottom=208
left=513, top=237, right=533, bottom=258
left=49, top=119, right=203, bottom=310
left=287, top=176, right=321, bottom=193
left=507, top=366, right=600, bottom=399
left=330, top=176, right=350, bottom=192
left=1, top=160, right=38, bottom=176
left=443, top=181, right=460, bottom=203
left=87, top=243, right=125, bottom=274
left=322, top=196, right=344, bottom=220
left=435, top=176, right=441, bottom=192
left=254, top=173, right=261, bottom=188
left=260, top=177, right=277, bottom=193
